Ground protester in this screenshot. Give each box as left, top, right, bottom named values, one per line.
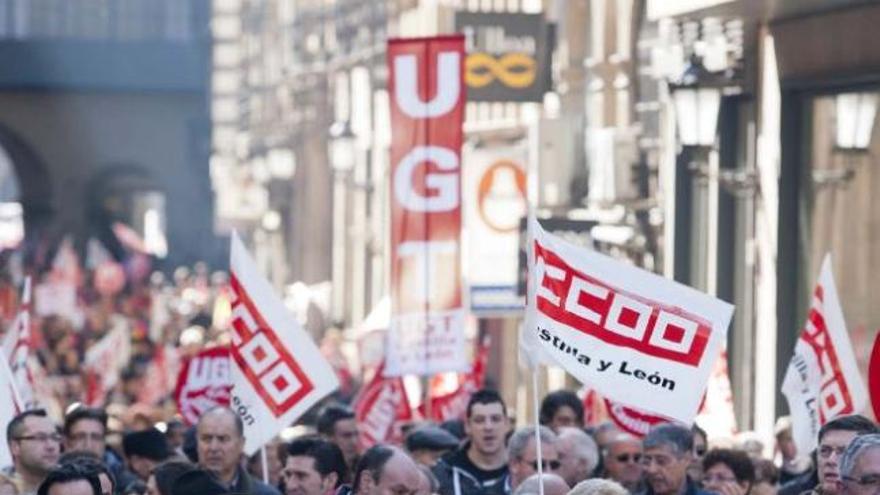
left=689, top=425, right=708, bottom=483
left=196, top=406, right=281, bottom=495
left=433, top=390, right=510, bottom=495
left=121, top=428, right=171, bottom=483
left=280, top=437, right=348, bottom=495
left=774, top=418, right=811, bottom=485
left=512, top=473, right=569, bottom=495
left=701, top=449, right=756, bottom=495
left=838, top=434, right=880, bottom=495
left=57, top=451, right=115, bottom=495
left=352, top=445, right=421, bottom=495
left=593, top=423, right=621, bottom=451
left=405, top=426, right=461, bottom=468
left=752, top=458, right=779, bottom=495
left=36, top=462, right=103, bottom=495
left=247, top=438, right=285, bottom=488
left=810, top=415, right=878, bottom=495
left=145, top=459, right=193, bottom=495
left=169, top=468, right=229, bottom=495
left=569, top=479, right=628, bottom=495
left=639, top=423, right=710, bottom=495
left=5, top=409, right=61, bottom=495
left=506, top=426, right=559, bottom=492
left=538, top=391, right=584, bottom=433
left=555, top=427, right=598, bottom=488
left=602, top=433, right=644, bottom=493
left=317, top=405, right=360, bottom=475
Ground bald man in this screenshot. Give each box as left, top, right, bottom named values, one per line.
left=513, top=473, right=570, bottom=495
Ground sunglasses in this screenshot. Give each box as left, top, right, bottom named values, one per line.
left=615, top=453, right=642, bottom=463
left=527, top=459, right=561, bottom=471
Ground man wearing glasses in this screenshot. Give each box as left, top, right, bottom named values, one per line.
left=839, top=434, right=880, bottom=495
left=811, top=415, right=877, bottom=495
left=506, top=426, right=559, bottom=493
left=6, top=409, right=61, bottom=495
left=603, top=433, right=644, bottom=493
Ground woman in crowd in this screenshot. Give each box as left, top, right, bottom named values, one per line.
left=702, top=449, right=757, bottom=495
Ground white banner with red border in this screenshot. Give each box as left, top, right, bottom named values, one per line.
left=525, top=216, right=733, bottom=424
left=782, top=254, right=867, bottom=454
left=230, top=233, right=338, bottom=455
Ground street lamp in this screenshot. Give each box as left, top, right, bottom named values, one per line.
left=835, top=91, right=878, bottom=151
left=668, top=55, right=724, bottom=148
left=328, top=120, right=356, bottom=173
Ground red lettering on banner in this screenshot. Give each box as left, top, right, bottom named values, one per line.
left=229, top=276, right=314, bottom=417
left=799, top=286, right=854, bottom=422
left=534, top=241, right=710, bottom=367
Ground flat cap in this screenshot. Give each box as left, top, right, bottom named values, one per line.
left=405, top=425, right=461, bottom=452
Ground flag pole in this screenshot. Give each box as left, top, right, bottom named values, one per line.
left=260, top=445, right=269, bottom=484
left=531, top=369, right=545, bottom=495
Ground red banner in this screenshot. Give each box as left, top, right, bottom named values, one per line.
left=420, top=339, right=490, bottom=421
left=354, top=362, right=413, bottom=449
left=174, top=347, right=232, bottom=425
left=386, top=35, right=466, bottom=377
left=869, top=332, right=880, bottom=421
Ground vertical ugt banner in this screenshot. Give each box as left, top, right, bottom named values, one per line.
left=386, top=36, right=467, bottom=377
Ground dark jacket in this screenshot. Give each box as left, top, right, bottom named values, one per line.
left=433, top=445, right=509, bottom=495
left=231, top=466, right=282, bottom=495
left=637, top=477, right=712, bottom=495
left=780, top=470, right=819, bottom=495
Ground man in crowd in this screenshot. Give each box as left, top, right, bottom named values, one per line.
left=512, top=474, right=569, bottom=495
left=433, top=390, right=511, bottom=495
left=811, top=415, right=878, bottom=495
left=507, top=426, right=559, bottom=493
left=57, top=452, right=115, bottom=495
left=36, top=462, right=103, bottom=495
left=405, top=426, right=461, bottom=468
left=196, top=406, right=280, bottom=495
left=775, top=417, right=812, bottom=485
left=838, top=434, right=880, bottom=495
left=122, top=428, right=171, bottom=483
left=603, top=433, right=644, bottom=493
left=539, top=391, right=584, bottom=433
left=281, top=437, right=348, bottom=495
left=317, top=405, right=360, bottom=475
left=639, top=423, right=709, bottom=495
left=555, top=428, right=598, bottom=488
left=6, top=409, right=61, bottom=495
left=352, top=445, right=421, bottom=495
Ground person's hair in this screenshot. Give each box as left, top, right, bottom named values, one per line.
left=702, top=449, right=756, bottom=484
left=316, top=404, right=356, bottom=436
left=199, top=406, right=244, bottom=437
left=752, top=458, right=779, bottom=485
left=37, top=462, right=103, bottom=495
left=58, top=450, right=117, bottom=492
left=508, top=426, right=557, bottom=461
left=513, top=473, right=570, bottom=495
left=286, top=436, right=348, bottom=488
left=151, top=459, right=195, bottom=495
left=558, top=428, right=600, bottom=474
left=568, top=478, right=628, bottom=495
left=840, top=433, right=880, bottom=479
left=643, top=424, right=693, bottom=458
left=818, top=415, right=878, bottom=444
left=63, top=407, right=108, bottom=437
left=466, top=389, right=507, bottom=419
left=692, top=425, right=707, bottom=447
left=592, top=421, right=618, bottom=442
left=539, top=390, right=584, bottom=427
left=352, top=445, right=395, bottom=494
left=6, top=408, right=49, bottom=446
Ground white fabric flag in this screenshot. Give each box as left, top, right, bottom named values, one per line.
left=782, top=254, right=867, bottom=455
left=524, top=216, right=733, bottom=424
left=0, top=358, right=18, bottom=467
left=230, top=233, right=339, bottom=455
left=2, top=277, right=36, bottom=410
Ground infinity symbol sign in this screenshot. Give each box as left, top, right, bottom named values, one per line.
left=465, top=52, right=537, bottom=89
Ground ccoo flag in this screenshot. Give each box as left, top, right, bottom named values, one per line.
left=524, top=215, right=733, bottom=424
left=230, top=233, right=338, bottom=455
left=782, top=254, right=867, bottom=455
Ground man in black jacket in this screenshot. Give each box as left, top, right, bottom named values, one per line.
left=433, top=390, right=511, bottom=495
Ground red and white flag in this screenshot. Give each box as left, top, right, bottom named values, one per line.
left=524, top=215, right=734, bottom=424
left=83, top=317, right=131, bottom=406
left=386, top=35, right=467, bottom=377
left=0, top=358, right=17, bottom=466
left=174, top=346, right=232, bottom=425
left=782, top=254, right=867, bottom=454
left=2, top=277, right=37, bottom=410
left=354, top=362, right=413, bottom=449
left=420, top=338, right=490, bottom=421
left=230, top=233, right=338, bottom=455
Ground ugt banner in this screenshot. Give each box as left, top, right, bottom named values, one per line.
left=386, top=35, right=467, bottom=377
left=782, top=254, right=867, bottom=454
left=230, top=234, right=338, bottom=455
left=524, top=216, right=733, bottom=424
left=174, top=346, right=232, bottom=425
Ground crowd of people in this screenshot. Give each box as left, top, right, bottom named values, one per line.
left=1, top=387, right=879, bottom=495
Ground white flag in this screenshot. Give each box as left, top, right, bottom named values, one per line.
left=2, top=277, right=36, bottom=410
left=782, top=254, right=867, bottom=455
left=524, top=216, right=733, bottom=424
left=230, top=233, right=339, bottom=455
left=0, top=358, right=18, bottom=467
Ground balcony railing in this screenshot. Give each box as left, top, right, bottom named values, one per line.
left=0, top=0, right=205, bottom=42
